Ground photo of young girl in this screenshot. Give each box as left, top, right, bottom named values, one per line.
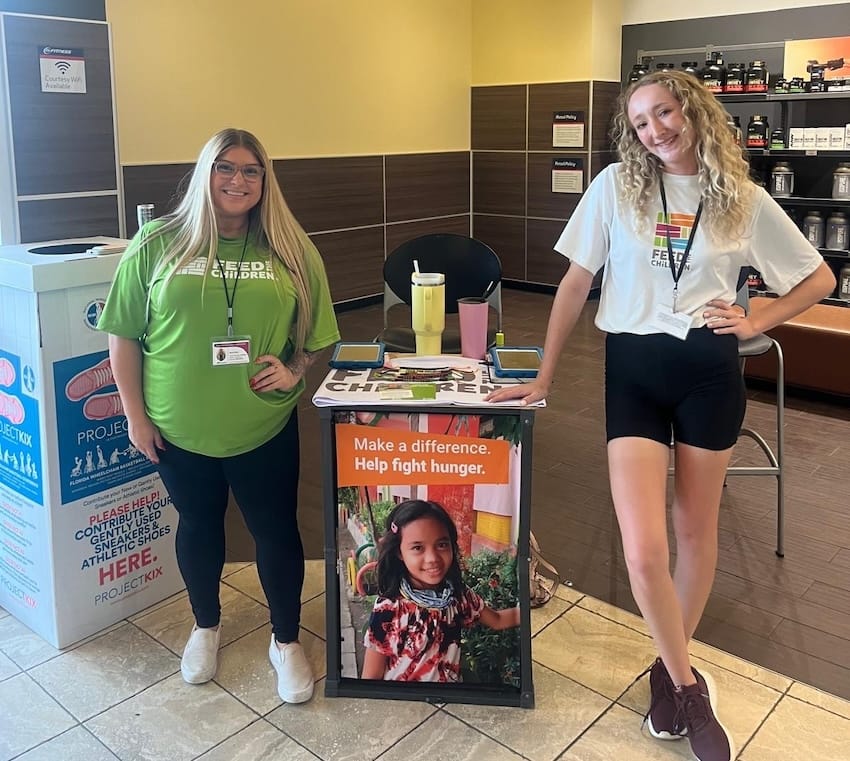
left=361, top=499, right=520, bottom=682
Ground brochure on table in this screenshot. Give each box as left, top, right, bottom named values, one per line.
left=312, top=354, right=546, bottom=408
left=0, top=237, right=182, bottom=648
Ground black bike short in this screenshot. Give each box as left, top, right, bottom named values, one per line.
left=604, top=328, right=746, bottom=451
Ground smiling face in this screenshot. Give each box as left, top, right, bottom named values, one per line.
left=209, top=145, right=264, bottom=233
left=627, top=83, right=697, bottom=175
left=398, top=516, right=454, bottom=590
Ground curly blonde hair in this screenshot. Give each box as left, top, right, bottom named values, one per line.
left=611, top=70, right=755, bottom=241
left=141, top=128, right=314, bottom=354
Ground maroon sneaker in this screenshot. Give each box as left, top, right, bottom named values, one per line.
left=646, top=658, right=683, bottom=740
left=673, top=671, right=736, bottom=761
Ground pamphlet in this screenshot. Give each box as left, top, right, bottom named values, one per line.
left=312, top=355, right=545, bottom=408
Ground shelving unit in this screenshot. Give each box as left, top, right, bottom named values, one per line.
left=774, top=197, right=850, bottom=209
left=748, top=150, right=850, bottom=159
left=718, top=91, right=850, bottom=103
left=725, top=89, right=850, bottom=303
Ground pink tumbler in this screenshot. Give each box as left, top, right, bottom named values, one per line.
left=458, top=297, right=489, bottom=359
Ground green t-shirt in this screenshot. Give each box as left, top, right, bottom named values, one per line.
left=98, top=224, right=340, bottom=456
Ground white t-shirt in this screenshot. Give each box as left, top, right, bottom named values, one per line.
left=554, top=163, right=824, bottom=335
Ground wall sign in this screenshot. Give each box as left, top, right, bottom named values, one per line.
left=552, top=158, right=583, bottom=194
left=553, top=111, right=584, bottom=148
left=39, top=46, right=87, bottom=94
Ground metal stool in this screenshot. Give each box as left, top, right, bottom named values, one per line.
left=667, top=331, right=786, bottom=558
left=728, top=333, right=785, bottom=557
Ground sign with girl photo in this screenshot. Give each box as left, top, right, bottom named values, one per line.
left=322, top=407, right=535, bottom=708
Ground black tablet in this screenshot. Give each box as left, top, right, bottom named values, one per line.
left=489, top=346, right=543, bottom=378
left=329, top=342, right=386, bottom=369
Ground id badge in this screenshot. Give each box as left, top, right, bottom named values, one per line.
left=211, top=335, right=252, bottom=366
left=647, top=304, right=692, bottom=341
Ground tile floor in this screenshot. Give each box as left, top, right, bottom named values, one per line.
left=1, top=560, right=849, bottom=761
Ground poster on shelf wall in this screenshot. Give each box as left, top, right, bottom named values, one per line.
left=331, top=409, right=525, bottom=693
left=783, top=37, right=850, bottom=81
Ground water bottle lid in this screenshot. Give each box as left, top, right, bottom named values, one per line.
left=411, top=272, right=445, bottom=286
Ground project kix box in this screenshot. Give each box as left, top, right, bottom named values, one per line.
left=0, top=237, right=182, bottom=648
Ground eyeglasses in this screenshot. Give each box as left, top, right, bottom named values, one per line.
left=212, top=160, right=265, bottom=182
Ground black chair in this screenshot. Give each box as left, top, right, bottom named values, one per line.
left=377, top=234, right=503, bottom=354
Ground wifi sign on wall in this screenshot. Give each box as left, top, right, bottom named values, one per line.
left=38, top=45, right=87, bottom=94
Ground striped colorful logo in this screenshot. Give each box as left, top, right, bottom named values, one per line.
left=654, top=212, right=697, bottom=253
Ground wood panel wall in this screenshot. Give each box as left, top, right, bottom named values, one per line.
left=122, top=151, right=470, bottom=305
left=471, top=80, right=620, bottom=286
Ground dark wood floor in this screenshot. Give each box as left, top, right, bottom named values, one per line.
left=231, top=289, right=850, bottom=700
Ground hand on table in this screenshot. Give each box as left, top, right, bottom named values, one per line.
left=484, top=379, right=550, bottom=406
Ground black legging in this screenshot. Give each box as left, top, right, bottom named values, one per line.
left=155, top=411, right=303, bottom=642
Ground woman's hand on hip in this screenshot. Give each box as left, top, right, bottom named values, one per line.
left=251, top=354, right=300, bottom=392
left=703, top=299, right=758, bottom=340
left=485, top=379, right=550, bottom=405
left=127, top=414, right=165, bottom=464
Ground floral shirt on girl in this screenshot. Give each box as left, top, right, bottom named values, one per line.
left=364, top=587, right=485, bottom=681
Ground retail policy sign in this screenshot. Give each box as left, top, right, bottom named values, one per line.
left=39, top=46, right=87, bottom=94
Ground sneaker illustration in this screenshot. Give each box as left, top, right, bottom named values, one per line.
left=0, top=391, right=25, bottom=425
left=0, top=358, right=15, bottom=388
left=65, top=357, right=113, bottom=402
left=673, top=671, right=736, bottom=761
left=82, top=391, right=124, bottom=420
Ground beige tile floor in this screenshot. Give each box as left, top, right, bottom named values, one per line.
left=1, top=561, right=849, bottom=761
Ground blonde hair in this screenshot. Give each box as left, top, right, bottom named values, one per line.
left=141, top=128, right=314, bottom=353
left=611, top=70, right=755, bottom=241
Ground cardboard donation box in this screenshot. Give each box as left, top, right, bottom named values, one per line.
left=0, top=238, right=182, bottom=648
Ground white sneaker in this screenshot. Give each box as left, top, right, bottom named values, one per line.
left=180, top=625, right=220, bottom=684
left=268, top=635, right=314, bottom=703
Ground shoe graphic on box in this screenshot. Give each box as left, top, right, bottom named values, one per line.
left=0, top=358, right=15, bottom=388
left=0, top=391, right=25, bottom=424
left=83, top=391, right=124, bottom=420
left=65, top=358, right=113, bottom=402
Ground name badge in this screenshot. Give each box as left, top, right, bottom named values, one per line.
left=647, top=304, right=692, bottom=341
left=211, top=335, right=252, bottom=366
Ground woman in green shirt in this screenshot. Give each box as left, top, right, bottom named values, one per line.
left=99, top=128, right=340, bottom=704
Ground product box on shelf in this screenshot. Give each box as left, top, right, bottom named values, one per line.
left=816, top=128, right=831, bottom=150
left=804, top=128, right=817, bottom=149
left=846, top=123, right=850, bottom=149
left=830, top=128, right=845, bottom=151
left=789, top=128, right=805, bottom=149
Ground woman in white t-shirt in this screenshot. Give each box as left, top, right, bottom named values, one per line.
left=488, top=71, right=834, bottom=761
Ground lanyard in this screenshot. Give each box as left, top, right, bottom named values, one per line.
left=659, top=179, right=703, bottom=312
left=214, top=234, right=249, bottom=336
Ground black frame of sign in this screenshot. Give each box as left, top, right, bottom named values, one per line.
left=319, top=404, right=535, bottom=708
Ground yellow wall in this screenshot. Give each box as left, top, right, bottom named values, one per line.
left=471, top=0, right=622, bottom=84
left=472, top=0, right=590, bottom=84
left=107, top=0, right=472, bottom=163
left=591, top=0, right=623, bottom=82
